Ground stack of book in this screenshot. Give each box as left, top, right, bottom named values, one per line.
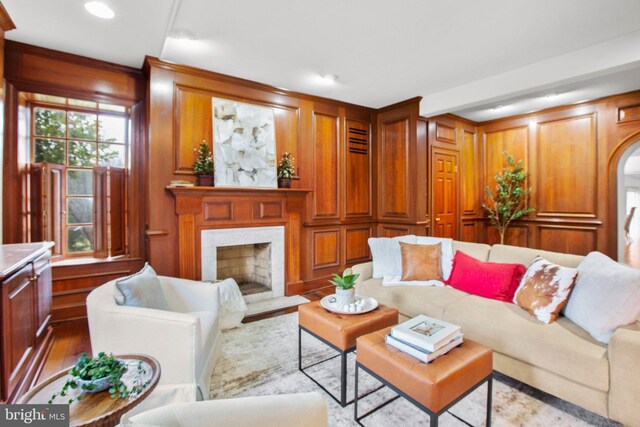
left=386, top=315, right=463, bottom=363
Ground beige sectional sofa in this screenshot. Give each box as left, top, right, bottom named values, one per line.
left=353, top=242, right=640, bottom=426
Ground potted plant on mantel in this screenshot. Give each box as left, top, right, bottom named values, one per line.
left=483, top=151, right=535, bottom=245
left=193, top=141, right=214, bottom=186
left=49, top=352, right=149, bottom=404
left=329, top=268, right=360, bottom=307
left=277, top=152, right=295, bottom=188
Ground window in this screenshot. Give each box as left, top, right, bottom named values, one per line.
left=30, top=101, right=129, bottom=258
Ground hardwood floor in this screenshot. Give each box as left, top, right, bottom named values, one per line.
left=624, top=240, right=640, bottom=268
left=35, top=288, right=334, bottom=386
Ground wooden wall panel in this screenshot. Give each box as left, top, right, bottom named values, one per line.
left=485, top=223, right=529, bottom=247
left=312, top=229, right=340, bottom=270
left=344, top=120, right=372, bottom=218
left=484, top=126, right=528, bottom=191
left=378, top=224, right=412, bottom=237
left=343, top=226, right=372, bottom=265
left=461, top=221, right=480, bottom=243
left=536, top=114, right=596, bottom=217
left=460, top=129, right=478, bottom=216
left=312, top=111, right=340, bottom=219
left=380, top=118, right=410, bottom=218
left=175, top=86, right=213, bottom=174
left=538, top=226, right=596, bottom=256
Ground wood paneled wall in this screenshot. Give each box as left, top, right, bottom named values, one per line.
left=0, top=4, right=15, bottom=245
left=430, top=91, right=640, bottom=259
left=144, top=58, right=376, bottom=292
left=3, top=42, right=146, bottom=321
left=375, top=98, right=428, bottom=237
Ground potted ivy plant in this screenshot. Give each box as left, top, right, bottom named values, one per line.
left=329, top=268, right=360, bottom=307
left=277, top=152, right=295, bottom=188
left=49, top=352, right=149, bottom=404
left=193, top=141, right=214, bottom=186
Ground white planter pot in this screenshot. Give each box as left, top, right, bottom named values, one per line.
left=335, top=287, right=355, bottom=307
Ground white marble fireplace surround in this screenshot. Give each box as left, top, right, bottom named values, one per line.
left=201, top=226, right=285, bottom=303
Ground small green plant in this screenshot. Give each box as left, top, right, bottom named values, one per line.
left=49, top=352, right=149, bottom=404
left=193, top=141, right=214, bottom=175
left=483, top=151, right=535, bottom=245
left=329, top=268, right=360, bottom=290
left=277, top=152, right=295, bottom=179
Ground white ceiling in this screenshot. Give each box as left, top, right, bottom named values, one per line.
left=5, top=0, right=640, bottom=121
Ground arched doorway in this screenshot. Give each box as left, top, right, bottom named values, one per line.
left=617, top=138, right=640, bottom=267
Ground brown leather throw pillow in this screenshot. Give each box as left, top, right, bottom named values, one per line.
left=400, top=242, right=443, bottom=281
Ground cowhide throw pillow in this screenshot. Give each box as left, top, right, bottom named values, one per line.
left=513, top=256, right=578, bottom=324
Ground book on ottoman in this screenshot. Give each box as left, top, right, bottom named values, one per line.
left=390, top=315, right=461, bottom=352
left=385, top=333, right=463, bottom=363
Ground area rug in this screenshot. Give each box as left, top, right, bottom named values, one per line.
left=210, top=313, right=618, bottom=426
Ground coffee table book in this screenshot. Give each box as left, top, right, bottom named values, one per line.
left=385, top=334, right=463, bottom=363
left=391, top=314, right=461, bottom=352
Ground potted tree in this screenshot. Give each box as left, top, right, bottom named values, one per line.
left=277, top=152, right=295, bottom=188
left=329, top=268, right=360, bottom=307
left=193, top=141, right=214, bottom=186
left=483, top=151, right=534, bottom=244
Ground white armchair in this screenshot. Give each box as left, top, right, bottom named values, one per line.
left=125, top=392, right=328, bottom=427
left=86, top=276, right=223, bottom=413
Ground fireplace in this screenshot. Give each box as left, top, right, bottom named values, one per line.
left=201, top=226, right=285, bottom=302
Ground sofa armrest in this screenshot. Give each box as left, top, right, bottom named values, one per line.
left=608, top=321, right=640, bottom=425
left=89, top=305, right=200, bottom=385
left=158, top=276, right=220, bottom=313
left=352, top=262, right=373, bottom=287
left=128, top=392, right=327, bottom=427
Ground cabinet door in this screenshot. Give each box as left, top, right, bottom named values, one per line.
left=2, top=264, right=36, bottom=401
left=32, top=252, right=52, bottom=339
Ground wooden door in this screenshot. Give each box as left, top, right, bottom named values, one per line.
left=433, top=152, right=458, bottom=239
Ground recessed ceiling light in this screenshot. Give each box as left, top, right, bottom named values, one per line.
left=316, top=74, right=337, bottom=85
left=169, top=29, right=195, bottom=41
left=84, top=2, right=114, bottom=19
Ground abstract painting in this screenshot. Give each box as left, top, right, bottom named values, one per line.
left=212, top=97, right=277, bottom=188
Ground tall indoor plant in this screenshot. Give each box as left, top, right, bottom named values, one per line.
left=193, top=141, right=214, bottom=186
left=483, top=151, right=534, bottom=245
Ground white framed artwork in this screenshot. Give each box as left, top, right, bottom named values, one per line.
left=212, top=97, right=277, bottom=188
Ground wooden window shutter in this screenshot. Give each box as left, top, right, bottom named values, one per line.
left=31, top=163, right=65, bottom=257
left=93, top=167, right=109, bottom=258
left=109, top=168, right=127, bottom=256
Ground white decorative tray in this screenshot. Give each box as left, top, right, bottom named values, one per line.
left=320, top=295, right=379, bottom=315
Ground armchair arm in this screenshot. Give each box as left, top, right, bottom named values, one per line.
left=89, top=304, right=200, bottom=386
left=352, top=262, right=373, bottom=287
left=158, top=276, right=220, bottom=313
left=608, top=321, right=640, bottom=425
left=129, top=392, right=327, bottom=427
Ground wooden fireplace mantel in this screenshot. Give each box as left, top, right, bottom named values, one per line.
left=167, top=186, right=311, bottom=295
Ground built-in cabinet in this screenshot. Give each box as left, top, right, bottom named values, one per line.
left=0, top=242, right=54, bottom=403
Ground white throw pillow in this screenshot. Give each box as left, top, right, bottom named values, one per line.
left=115, top=263, right=168, bottom=310
left=368, top=235, right=416, bottom=278
left=564, top=252, right=640, bottom=344
left=414, top=236, right=454, bottom=280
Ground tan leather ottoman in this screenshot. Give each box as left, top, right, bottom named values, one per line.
left=298, top=301, right=399, bottom=407
left=355, top=327, right=493, bottom=426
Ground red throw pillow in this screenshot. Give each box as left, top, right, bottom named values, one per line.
left=446, top=251, right=526, bottom=302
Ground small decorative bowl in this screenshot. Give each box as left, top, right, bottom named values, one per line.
left=75, top=359, right=127, bottom=393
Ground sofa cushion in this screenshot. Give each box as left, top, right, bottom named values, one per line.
left=400, top=242, right=442, bottom=281
left=513, top=256, right=578, bottom=324
left=447, top=251, right=526, bottom=302
left=443, top=295, right=609, bottom=392
left=368, top=235, right=417, bottom=278
left=489, top=244, right=584, bottom=268
left=452, top=241, right=492, bottom=262
left=564, top=252, right=640, bottom=344
left=357, top=278, right=469, bottom=319
left=115, top=263, right=168, bottom=310
left=415, top=236, right=454, bottom=280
